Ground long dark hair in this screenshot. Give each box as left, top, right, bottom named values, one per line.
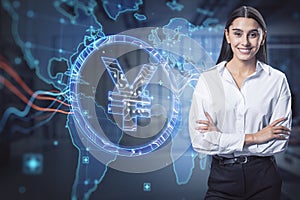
left=216, top=6, right=268, bottom=64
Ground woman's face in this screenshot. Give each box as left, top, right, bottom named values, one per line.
left=225, top=17, right=266, bottom=62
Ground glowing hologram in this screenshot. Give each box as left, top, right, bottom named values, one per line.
left=1, top=0, right=226, bottom=198
left=202, top=18, right=219, bottom=27
left=134, top=13, right=147, bottom=21
left=67, top=116, right=114, bottom=200
left=69, top=34, right=180, bottom=158
left=102, top=0, right=143, bottom=20
left=2, top=0, right=104, bottom=91
left=103, top=56, right=157, bottom=131
left=140, top=20, right=216, bottom=184
left=196, top=8, right=214, bottom=17
left=166, top=0, right=184, bottom=11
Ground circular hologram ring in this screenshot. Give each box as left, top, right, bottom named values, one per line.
left=69, top=34, right=180, bottom=157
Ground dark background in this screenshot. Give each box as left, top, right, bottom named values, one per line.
left=0, top=0, right=300, bottom=199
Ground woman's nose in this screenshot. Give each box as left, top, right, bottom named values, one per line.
left=241, top=35, right=250, bottom=46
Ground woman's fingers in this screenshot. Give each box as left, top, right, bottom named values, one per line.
left=196, top=120, right=209, bottom=125
left=270, top=117, right=287, bottom=126
left=272, top=126, right=291, bottom=135
left=204, top=112, right=214, bottom=123
left=273, top=126, right=291, bottom=131
left=196, top=126, right=208, bottom=130
left=195, top=112, right=219, bottom=133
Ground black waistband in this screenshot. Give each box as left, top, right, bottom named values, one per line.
left=213, top=155, right=273, bottom=165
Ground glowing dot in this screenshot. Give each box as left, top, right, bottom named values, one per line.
left=53, top=140, right=59, bottom=146
left=27, top=10, right=34, bottom=18
left=117, top=4, right=121, bottom=9
left=33, top=60, right=39, bottom=66
left=26, top=157, right=41, bottom=171
left=82, top=156, right=89, bottom=164
left=25, top=41, right=32, bottom=48
left=58, top=49, right=63, bottom=53
left=59, top=18, right=65, bottom=24
left=84, top=180, right=89, bottom=185
left=14, top=57, right=22, bottom=64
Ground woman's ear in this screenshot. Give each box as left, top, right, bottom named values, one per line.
left=225, top=29, right=230, bottom=44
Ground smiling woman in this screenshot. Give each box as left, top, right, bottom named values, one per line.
left=189, top=6, right=292, bottom=200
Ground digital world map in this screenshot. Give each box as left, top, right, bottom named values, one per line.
left=1, top=0, right=225, bottom=199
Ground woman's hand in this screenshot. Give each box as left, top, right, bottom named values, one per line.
left=245, top=117, right=291, bottom=145
left=195, top=112, right=220, bottom=133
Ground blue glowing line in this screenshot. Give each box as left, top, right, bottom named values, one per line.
left=11, top=103, right=62, bottom=134
left=134, top=13, right=146, bottom=21
left=102, top=0, right=143, bottom=21
left=166, top=0, right=184, bottom=11
left=196, top=8, right=214, bottom=17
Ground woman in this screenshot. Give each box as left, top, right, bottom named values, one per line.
left=189, top=6, right=292, bottom=199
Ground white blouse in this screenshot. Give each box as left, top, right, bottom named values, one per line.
left=189, top=60, right=292, bottom=157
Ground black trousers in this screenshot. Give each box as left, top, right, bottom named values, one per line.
left=205, top=156, right=282, bottom=200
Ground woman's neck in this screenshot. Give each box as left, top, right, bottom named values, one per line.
left=226, top=58, right=257, bottom=77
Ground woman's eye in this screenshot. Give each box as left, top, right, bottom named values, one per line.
left=249, top=32, right=258, bottom=38
left=233, top=32, right=242, bottom=37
